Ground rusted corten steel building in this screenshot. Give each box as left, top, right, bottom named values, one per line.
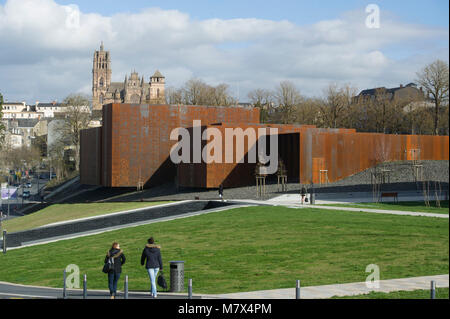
left=80, top=103, right=449, bottom=189
left=80, top=103, right=260, bottom=188
left=177, top=124, right=359, bottom=188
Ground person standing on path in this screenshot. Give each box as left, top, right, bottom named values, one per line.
left=219, top=184, right=224, bottom=201
left=105, top=242, right=126, bottom=299
left=141, top=237, right=163, bottom=298
left=300, top=185, right=307, bottom=204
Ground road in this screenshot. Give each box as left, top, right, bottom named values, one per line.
left=0, top=176, right=49, bottom=220
left=0, top=281, right=200, bottom=299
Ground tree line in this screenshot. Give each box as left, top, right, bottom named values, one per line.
left=166, top=60, right=449, bottom=136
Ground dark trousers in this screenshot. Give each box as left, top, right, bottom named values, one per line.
left=108, top=272, right=121, bottom=296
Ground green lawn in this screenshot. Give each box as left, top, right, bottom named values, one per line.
left=0, top=206, right=447, bottom=294
left=331, top=287, right=449, bottom=299
left=1, top=202, right=173, bottom=233
left=321, top=200, right=449, bottom=214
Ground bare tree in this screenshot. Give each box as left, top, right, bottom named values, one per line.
left=180, top=78, right=236, bottom=106
left=47, top=134, right=68, bottom=180
left=274, top=81, right=302, bottom=124
left=319, top=84, right=356, bottom=128
left=416, top=60, right=449, bottom=135
left=182, top=78, right=209, bottom=105
left=165, top=86, right=183, bottom=104
left=296, top=98, right=321, bottom=126
left=62, top=94, right=91, bottom=171
left=248, top=89, right=274, bottom=123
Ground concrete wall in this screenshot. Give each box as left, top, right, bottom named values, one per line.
left=5, top=200, right=235, bottom=248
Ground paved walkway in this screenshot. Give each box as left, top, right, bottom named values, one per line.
left=232, top=198, right=448, bottom=218
left=0, top=281, right=200, bottom=299
left=212, top=274, right=449, bottom=299
left=309, top=205, right=448, bottom=218
left=0, top=274, right=447, bottom=299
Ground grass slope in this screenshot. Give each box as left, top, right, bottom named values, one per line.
left=1, top=202, right=172, bottom=233
left=0, top=206, right=447, bottom=294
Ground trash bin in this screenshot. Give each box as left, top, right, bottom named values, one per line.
left=170, top=261, right=185, bottom=292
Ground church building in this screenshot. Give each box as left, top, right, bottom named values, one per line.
left=92, top=42, right=166, bottom=111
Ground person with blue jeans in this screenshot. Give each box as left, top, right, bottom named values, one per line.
left=104, top=242, right=126, bottom=299
left=141, top=237, right=163, bottom=298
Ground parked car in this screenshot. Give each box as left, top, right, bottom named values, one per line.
left=26, top=182, right=32, bottom=188
left=39, top=173, right=49, bottom=179
left=22, top=190, right=31, bottom=199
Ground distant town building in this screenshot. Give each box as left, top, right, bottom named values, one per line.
left=356, top=83, right=425, bottom=102
left=92, top=42, right=166, bottom=111
left=1, top=98, right=90, bottom=150
left=355, top=82, right=448, bottom=112
left=3, top=119, right=39, bottom=148
left=1, top=101, right=44, bottom=119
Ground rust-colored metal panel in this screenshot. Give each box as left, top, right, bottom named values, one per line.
left=96, top=104, right=260, bottom=188
left=79, top=127, right=102, bottom=185
left=80, top=102, right=448, bottom=189
left=299, top=129, right=449, bottom=184
left=178, top=124, right=304, bottom=188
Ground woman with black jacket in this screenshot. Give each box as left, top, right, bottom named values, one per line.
left=105, top=242, right=126, bottom=299
left=141, top=237, right=163, bottom=298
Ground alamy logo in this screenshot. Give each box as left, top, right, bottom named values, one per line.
left=64, top=5, right=80, bottom=29
left=65, top=264, right=80, bottom=289
left=365, top=4, right=380, bottom=29
left=169, top=120, right=279, bottom=174
left=365, top=264, right=380, bottom=289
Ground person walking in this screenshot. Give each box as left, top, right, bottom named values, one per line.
left=218, top=184, right=224, bottom=201
left=141, top=237, right=163, bottom=298
left=300, top=185, right=307, bottom=204
left=105, top=242, right=126, bottom=299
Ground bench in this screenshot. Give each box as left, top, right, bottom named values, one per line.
left=380, top=192, right=398, bottom=203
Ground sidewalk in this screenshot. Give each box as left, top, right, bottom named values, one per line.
left=232, top=198, right=448, bottom=218
left=1, top=274, right=447, bottom=299
left=212, top=274, right=449, bottom=299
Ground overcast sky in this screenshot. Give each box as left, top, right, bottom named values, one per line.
left=0, top=0, right=448, bottom=104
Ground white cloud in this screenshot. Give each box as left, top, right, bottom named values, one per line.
left=0, top=0, right=448, bottom=103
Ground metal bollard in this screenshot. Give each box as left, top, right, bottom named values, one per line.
left=83, top=274, right=87, bottom=299
left=2, top=230, right=6, bottom=254
left=63, top=269, right=67, bottom=299
left=188, top=278, right=192, bottom=299
left=124, top=275, right=129, bottom=299
left=430, top=280, right=436, bottom=299
left=296, top=280, right=301, bottom=299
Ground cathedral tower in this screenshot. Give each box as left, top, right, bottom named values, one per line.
left=149, top=70, right=166, bottom=104
left=92, top=42, right=112, bottom=110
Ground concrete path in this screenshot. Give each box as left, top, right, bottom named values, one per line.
left=232, top=198, right=448, bottom=218
left=308, top=205, right=448, bottom=218
left=268, top=192, right=448, bottom=205
left=212, top=274, right=449, bottom=299
left=1, top=274, right=447, bottom=299
left=0, top=281, right=201, bottom=299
